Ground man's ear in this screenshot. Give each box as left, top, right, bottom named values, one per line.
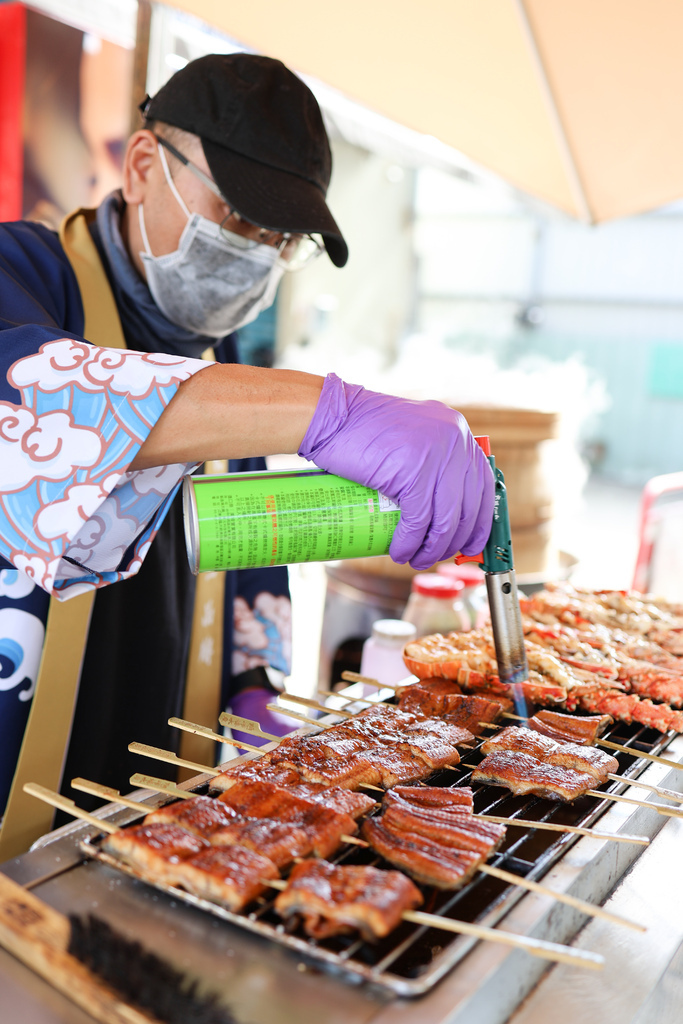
left=122, top=130, right=158, bottom=204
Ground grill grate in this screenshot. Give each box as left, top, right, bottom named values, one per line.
left=80, top=712, right=677, bottom=997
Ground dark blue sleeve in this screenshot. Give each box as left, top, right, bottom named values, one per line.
left=0, top=222, right=86, bottom=570
left=0, top=221, right=86, bottom=403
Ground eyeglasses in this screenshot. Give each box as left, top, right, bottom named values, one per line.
left=153, top=134, right=325, bottom=271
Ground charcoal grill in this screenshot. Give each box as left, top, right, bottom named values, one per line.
left=75, top=696, right=681, bottom=998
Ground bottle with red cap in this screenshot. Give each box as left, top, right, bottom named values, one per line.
left=401, top=573, right=469, bottom=637
left=436, top=562, right=488, bottom=630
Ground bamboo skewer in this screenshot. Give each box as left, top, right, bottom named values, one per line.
left=597, top=737, right=683, bottom=771
left=130, top=774, right=194, bottom=800
left=605, top=774, right=683, bottom=804
left=218, top=711, right=281, bottom=742
left=401, top=910, right=604, bottom=968
left=71, top=778, right=151, bottom=811
left=341, top=670, right=402, bottom=692
left=259, top=878, right=604, bottom=970
left=168, top=717, right=266, bottom=753
left=477, top=813, right=649, bottom=845
left=318, top=688, right=375, bottom=702
left=128, top=741, right=223, bottom=776
left=22, top=784, right=119, bottom=834
left=584, top=788, right=683, bottom=818
left=476, top=862, right=644, bottom=932
left=276, top=693, right=355, bottom=718
left=265, top=703, right=335, bottom=729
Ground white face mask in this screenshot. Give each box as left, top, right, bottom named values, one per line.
left=138, top=145, right=284, bottom=337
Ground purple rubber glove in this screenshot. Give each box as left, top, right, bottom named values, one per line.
left=299, top=373, right=495, bottom=570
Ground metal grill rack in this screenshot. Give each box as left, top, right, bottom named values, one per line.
left=80, top=711, right=677, bottom=997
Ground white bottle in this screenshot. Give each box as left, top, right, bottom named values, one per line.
left=359, top=619, right=417, bottom=689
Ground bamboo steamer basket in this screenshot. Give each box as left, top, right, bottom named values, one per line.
left=459, top=405, right=560, bottom=575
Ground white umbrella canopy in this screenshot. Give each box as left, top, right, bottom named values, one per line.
left=163, top=0, right=683, bottom=223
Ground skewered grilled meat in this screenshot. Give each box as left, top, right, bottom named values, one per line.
left=102, top=823, right=210, bottom=881
left=403, top=585, right=683, bottom=734
left=522, top=583, right=683, bottom=655
left=472, top=751, right=598, bottom=802
left=171, top=845, right=280, bottom=911
left=215, top=779, right=359, bottom=856
left=211, top=771, right=376, bottom=819
left=274, top=859, right=422, bottom=941
left=211, top=760, right=304, bottom=793
left=480, top=726, right=618, bottom=782
left=103, top=823, right=280, bottom=911
left=381, top=796, right=506, bottom=856
left=209, top=817, right=314, bottom=867
left=528, top=709, right=613, bottom=746
left=289, top=783, right=377, bottom=819
left=398, top=687, right=504, bottom=735
left=333, top=703, right=475, bottom=749
left=267, top=744, right=384, bottom=788
left=396, top=677, right=462, bottom=699
left=523, top=616, right=683, bottom=706
left=144, top=794, right=240, bottom=834
left=362, top=817, right=484, bottom=889
left=390, top=785, right=474, bottom=814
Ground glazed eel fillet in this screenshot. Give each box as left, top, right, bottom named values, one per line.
left=480, top=726, right=618, bottom=783
left=146, top=782, right=364, bottom=864
left=380, top=793, right=507, bottom=856
left=362, top=817, right=486, bottom=889
left=210, top=768, right=377, bottom=819
left=214, top=779, right=359, bottom=858
left=144, top=797, right=335, bottom=868
left=274, top=859, right=423, bottom=941
left=102, top=823, right=279, bottom=911
left=527, top=709, right=613, bottom=746
left=398, top=686, right=506, bottom=735
left=361, top=785, right=506, bottom=889
left=472, top=751, right=598, bottom=803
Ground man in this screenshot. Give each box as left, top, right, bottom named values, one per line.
left=0, top=53, right=493, bottom=850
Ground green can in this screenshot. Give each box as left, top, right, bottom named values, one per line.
left=183, top=469, right=401, bottom=573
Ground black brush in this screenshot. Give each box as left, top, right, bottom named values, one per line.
left=68, top=913, right=238, bottom=1024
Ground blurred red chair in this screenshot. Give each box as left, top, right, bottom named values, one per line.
left=632, top=472, right=683, bottom=598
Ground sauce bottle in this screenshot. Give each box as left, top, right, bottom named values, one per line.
left=401, top=573, right=468, bottom=637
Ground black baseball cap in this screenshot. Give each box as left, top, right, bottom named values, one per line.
left=140, top=53, right=348, bottom=267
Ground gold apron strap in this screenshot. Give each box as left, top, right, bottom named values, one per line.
left=0, top=595, right=95, bottom=861
left=58, top=208, right=127, bottom=350
left=177, top=561, right=227, bottom=777
left=0, top=210, right=125, bottom=859
left=178, top=348, right=228, bottom=776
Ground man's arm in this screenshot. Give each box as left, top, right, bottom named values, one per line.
left=130, top=363, right=324, bottom=470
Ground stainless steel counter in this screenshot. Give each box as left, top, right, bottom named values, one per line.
left=2, top=736, right=682, bottom=1024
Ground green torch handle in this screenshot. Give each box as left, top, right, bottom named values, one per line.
left=482, top=457, right=515, bottom=574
